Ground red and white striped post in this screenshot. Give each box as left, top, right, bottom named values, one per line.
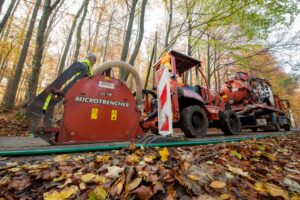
left=155, top=53, right=173, bottom=136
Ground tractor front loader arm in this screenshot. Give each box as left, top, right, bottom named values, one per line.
left=26, top=62, right=89, bottom=132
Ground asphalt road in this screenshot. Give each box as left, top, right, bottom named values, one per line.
left=0, top=129, right=296, bottom=151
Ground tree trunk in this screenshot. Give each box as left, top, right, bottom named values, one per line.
left=164, top=0, right=172, bottom=48
left=0, top=0, right=16, bottom=34
left=73, top=0, right=90, bottom=62
left=123, top=0, right=148, bottom=80
left=213, top=47, right=218, bottom=91
left=0, top=0, right=5, bottom=15
left=57, top=1, right=85, bottom=76
left=119, top=0, right=139, bottom=78
left=185, top=13, right=193, bottom=84
left=144, top=32, right=157, bottom=90
left=44, top=0, right=64, bottom=43
left=102, top=11, right=115, bottom=63
left=91, top=4, right=106, bottom=52
left=207, top=34, right=211, bottom=88
left=1, top=0, right=20, bottom=40
left=25, top=0, right=61, bottom=102
left=2, top=0, right=40, bottom=110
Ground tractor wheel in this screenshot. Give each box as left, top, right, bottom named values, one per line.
left=220, top=111, right=241, bottom=135
left=271, top=113, right=280, bottom=131
left=283, top=123, right=291, bottom=131
left=180, top=105, right=208, bottom=138
left=150, top=128, right=159, bottom=135
left=251, top=128, right=258, bottom=132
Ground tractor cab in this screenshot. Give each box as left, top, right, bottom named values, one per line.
left=153, top=50, right=222, bottom=107
left=145, top=50, right=240, bottom=137
left=153, top=51, right=209, bottom=103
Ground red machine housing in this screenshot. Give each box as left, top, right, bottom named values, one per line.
left=219, top=72, right=291, bottom=130
left=54, top=75, right=144, bottom=144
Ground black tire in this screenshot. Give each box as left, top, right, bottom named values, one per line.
left=220, top=111, right=241, bottom=135
left=180, top=105, right=208, bottom=138
left=271, top=113, right=280, bottom=132
left=150, top=128, right=159, bottom=135
left=251, top=128, right=258, bottom=132
left=283, top=123, right=291, bottom=131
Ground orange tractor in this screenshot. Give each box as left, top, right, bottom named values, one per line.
left=26, top=50, right=240, bottom=144
left=219, top=72, right=291, bottom=131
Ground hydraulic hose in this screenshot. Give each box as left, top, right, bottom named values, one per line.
left=0, top=133, right=290, bottom=157
left=94, top=61, right=143, bottom=111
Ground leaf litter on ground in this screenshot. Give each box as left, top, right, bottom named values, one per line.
left=0, top=133, right=299, bottom=199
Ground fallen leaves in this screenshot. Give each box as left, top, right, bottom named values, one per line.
left=81, top=173, right=106, bottom=184
left=133, top=185, right=153, bottom=200
left=126, top=177, right=142, bottom=192
left=44, top=185, right=79, bottom=200
left=9, top=176, right=31, bottom=191
left=106, top=166, right=124, bottom=178
left=209, top=180, right=226, bottom=189
left=88, top=186, right=107, bottom=200
left=255, top=182, right=289, bottom=200
left=226, top=165, right=249, bottom=177
left=54, top=154, right=70, bottom=162
left=230, top=150, right=242, bottom=159
left=0, top=110, right=28, bottom=137
left=159, top=147, right=169, bottom=162
left=0, top=133, right=299, bottom=199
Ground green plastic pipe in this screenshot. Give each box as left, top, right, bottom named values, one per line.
left=0, top=133, right=285, bottom=157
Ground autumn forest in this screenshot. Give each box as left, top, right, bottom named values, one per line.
left=0, top=0, right=300, bottom=121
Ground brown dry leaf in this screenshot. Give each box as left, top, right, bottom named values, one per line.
left=159, top=147, right=169, bottom=162
left=220, top=193, right=231, bottom=199
left=81, top=173, right=106, bottom=184
left=180, top=161, right=190, bottom=172
left=0, top=176, right=10, bottom=186
left=143, top=156, right=153, bottom=163
left=90, top=186, right=107, bottom=200
left=73, top=155, right=85, bottom=161
left=126, top=177, right=142, bottom=192
left=0, top=157, right=8, bottom=161
left=128, top=143, right=137, bottom=151
left=58, top=178, right=72, bottom=189
left=54, top=154, right=70, bottom=162
left=111, top=174, right=125, bottom=196
left=53, top=174, right=68, bottom=182
left=44, top=185, right=79, bottom=200
left=210, top=180, right=226, bottom=189
left=153, top=182, right=165, bottom=194
left=126, top=154, right=140, bottom=163
left=8, top=167, right=21, bottom=172
left=226, top=165, right=249, bottom=177
left=188, top=174, right=200, bottom=181
left=255, top=182, right=289, bottom=200
left=95, top=155, right=111, bottom=163
left=42, top=170, right=59, bottom=180
left=79, top=182, right=86, bottom=190
left=9, top=177, right=31, bottom=191
left=133, top=186, right=153, bottom=200
left=230, top=150, right=242, bottom=159
left=263, top=153, right=276, bottom=161
left=106, top=166, right=124, bottom=178
left=82, top=173, right=96, bottom=183
left=291, top=193, right=300, bottom=200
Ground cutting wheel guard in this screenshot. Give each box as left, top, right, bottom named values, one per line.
left=26, top=61, right=145, bottom=144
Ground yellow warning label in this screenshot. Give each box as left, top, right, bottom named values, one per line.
left=111, top=110, right=117, bottom=121
left=90, top=108, right=98, bottom=120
